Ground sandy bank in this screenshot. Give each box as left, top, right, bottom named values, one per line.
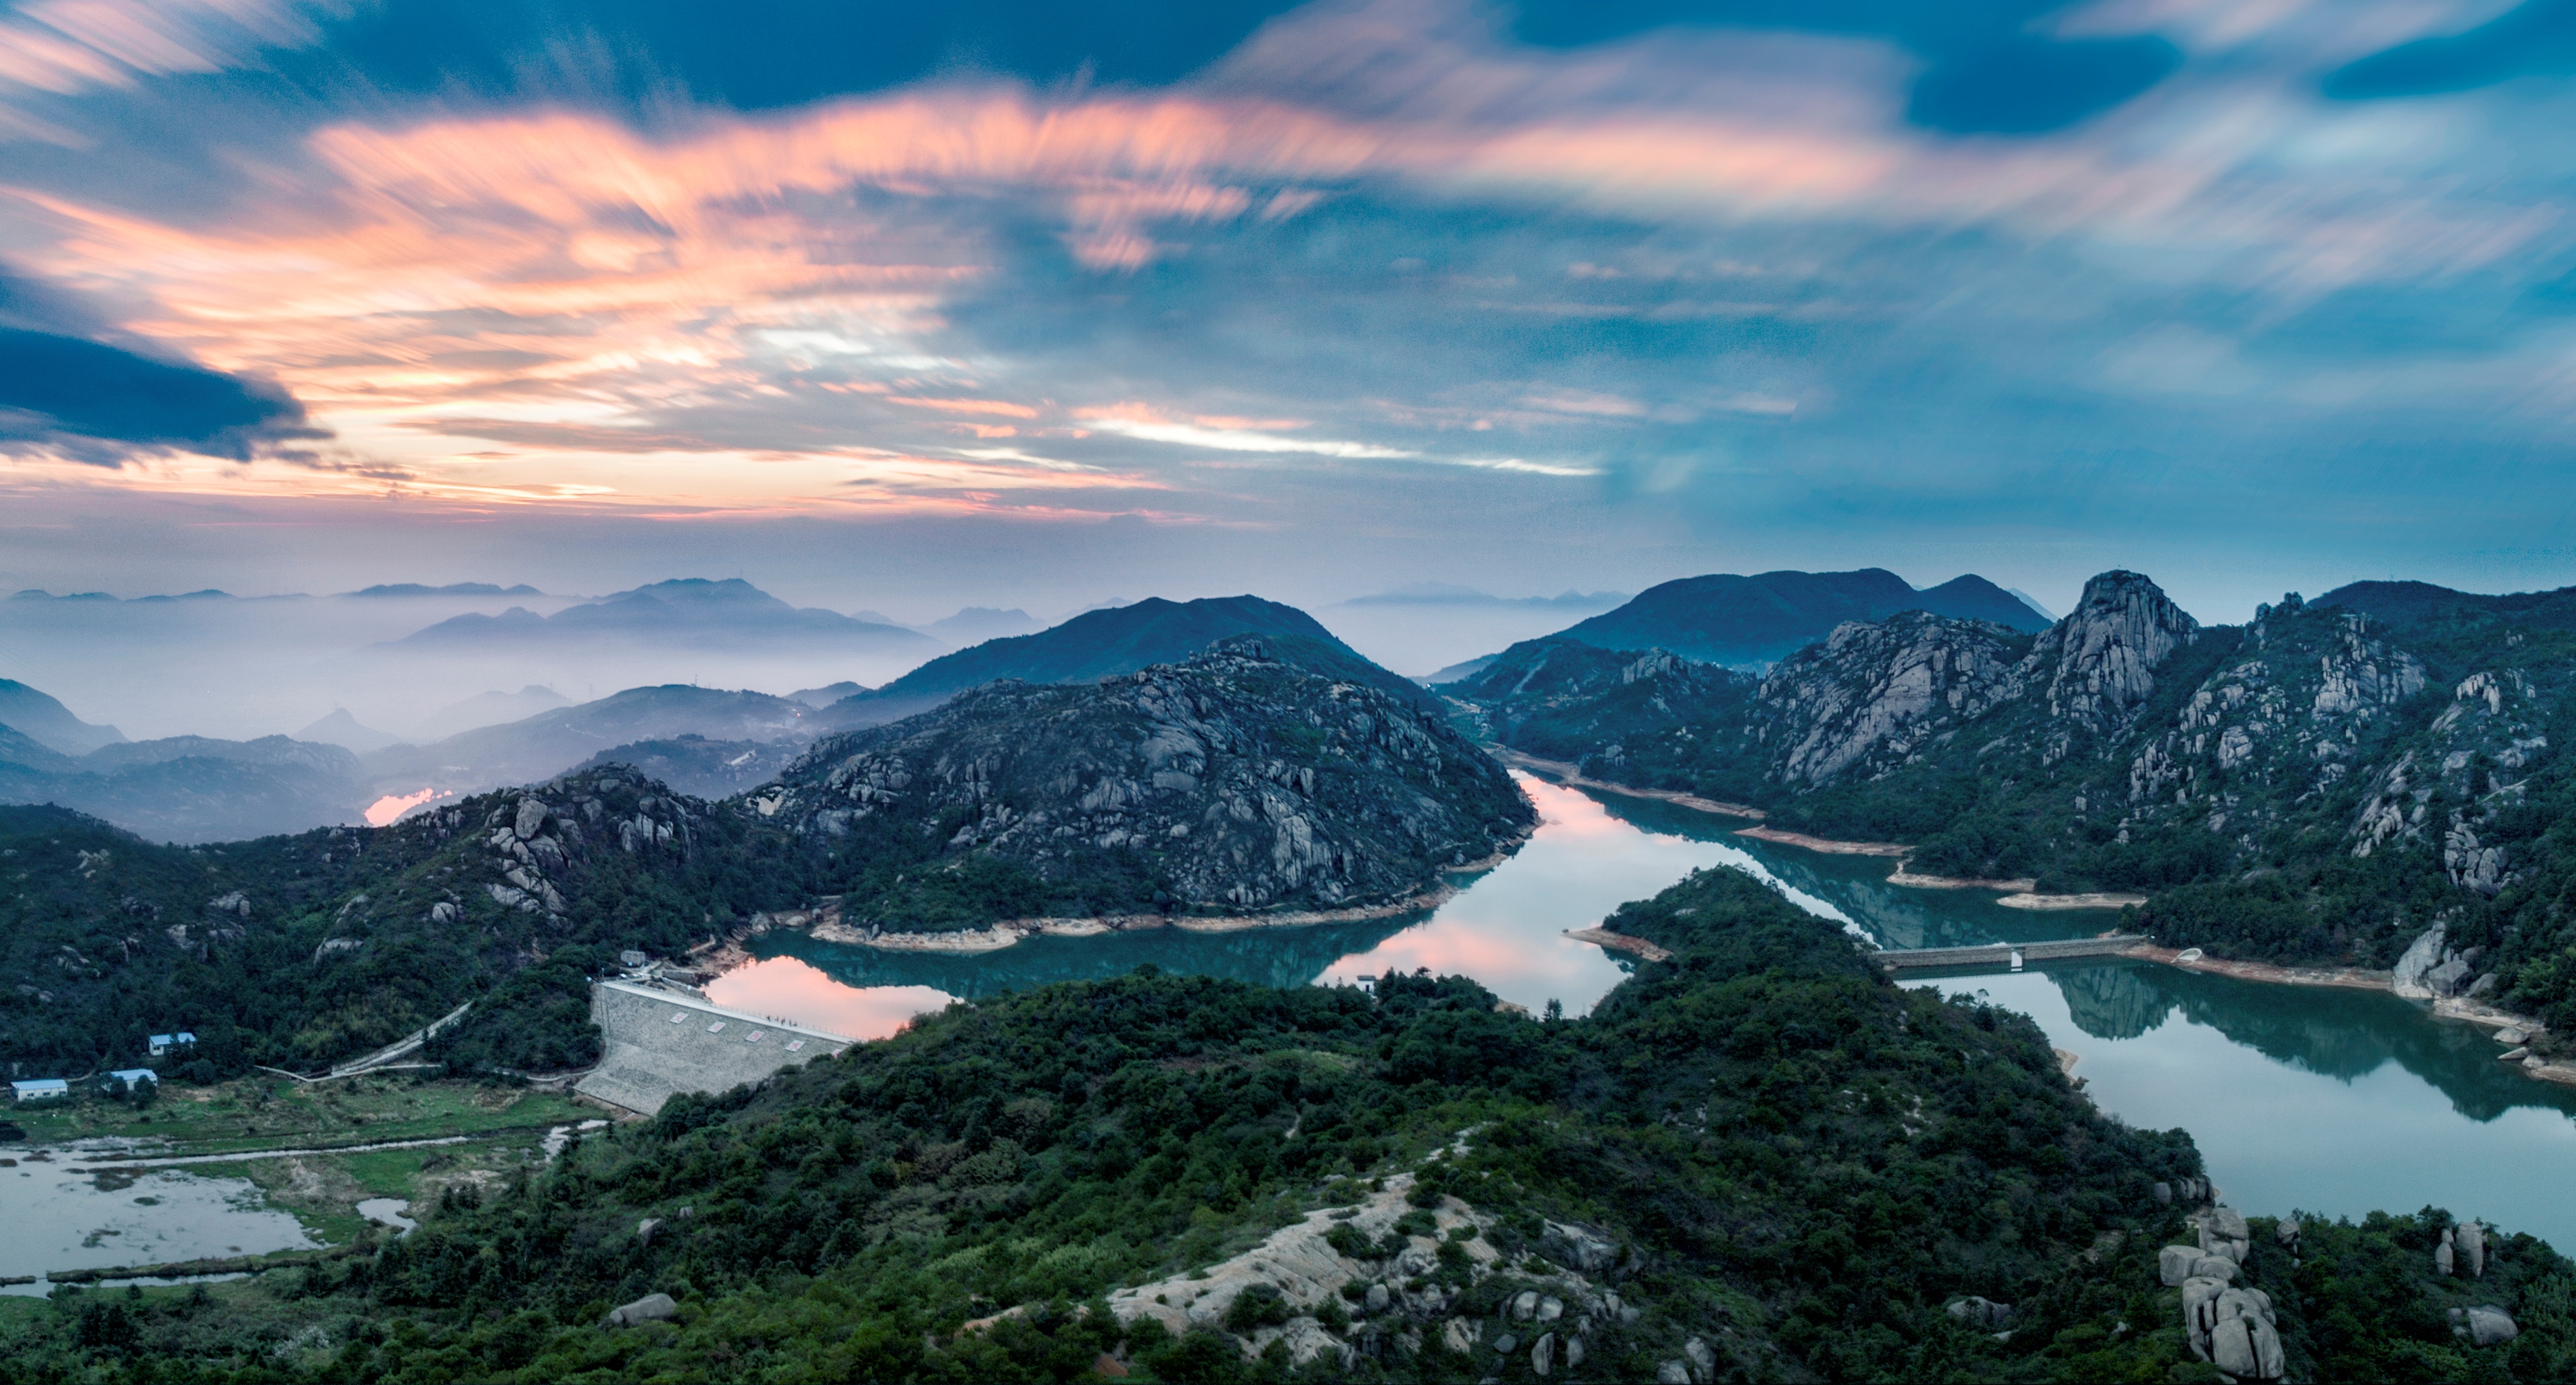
left=1733, top=825, right=1908, bottom=857
left=752, top=828, right=1539, bottom=958
left=1563, top=927, right=1674, bottom=963
left=1494, top=750, right=1766, bottom=819
left=2126, top=942, right=2390, bottom=992
left=1997, top=891, right=2148, bottom=911
left=1886, top=868, right=2038, bottom=890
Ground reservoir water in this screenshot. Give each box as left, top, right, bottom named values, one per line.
left=19, top=769, right=2572, bottom=1282
left=719, top=768, right=2576, bottom=1251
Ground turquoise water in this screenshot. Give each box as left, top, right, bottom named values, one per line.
left=1931, top=963, right=2576, bottom=1251
left=716, top=769, right=2101, bottom=1031
left=716, top=766, right=2576, bottom=1251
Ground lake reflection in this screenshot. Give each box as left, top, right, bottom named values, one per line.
left=741, top=774, right=1912, bottom=1028
left=1935, top=963, right=2576, bottom=1250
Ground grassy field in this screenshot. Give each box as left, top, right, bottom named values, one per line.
left=7, top=1075, right=594, bottom=1155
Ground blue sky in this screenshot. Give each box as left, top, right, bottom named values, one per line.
left=0, top=0, right=2573, bottom=622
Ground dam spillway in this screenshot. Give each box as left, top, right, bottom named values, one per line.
left=575, top=980, right=856, bottom=1116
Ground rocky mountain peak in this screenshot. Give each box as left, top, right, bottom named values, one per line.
left=1757, top=612, right=2033, bottom=785
left=2029, top=570, right=2198, bottom=733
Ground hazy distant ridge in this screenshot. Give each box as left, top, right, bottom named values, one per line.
left=1547, top=568, right=2049, bottom=666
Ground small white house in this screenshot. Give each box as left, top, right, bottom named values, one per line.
left=10, top=1079, right=68, bottom=1103
left=147, top=1031, right=197, bottom=1057
left=104, top=1068, right=158, bottom=1092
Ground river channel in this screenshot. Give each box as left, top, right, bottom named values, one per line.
left=719, top=769, right=2576, bottom=1251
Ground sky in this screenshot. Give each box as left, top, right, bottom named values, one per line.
left=3, top=0, right=2576, bottom=624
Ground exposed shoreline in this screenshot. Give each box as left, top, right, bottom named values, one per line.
left=2120, top=942, right=2576, bottom=1088
left=1492, top=749, right=1767, bottom=819
left=1563, top=927, right=1674, bottom=963
left=1886, top=867, right=2037, bottom=890
left=1507, top=759, right=2135, bottom=906
left=1997, top=890, right=2148, bottom=910
left=1733, top=825, right=1906, bottom=857
left=716, top=828, right=1540, bottom=960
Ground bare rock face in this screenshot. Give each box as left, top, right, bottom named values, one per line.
left=2027, top=570, right=2198, bottom=738
left=1758, top=613, right=2030, bottom=785
left=603, top=1292, right=677, bottom=1328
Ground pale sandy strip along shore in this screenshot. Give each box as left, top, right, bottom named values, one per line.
left=1491, top=749, right=1767, bottom=819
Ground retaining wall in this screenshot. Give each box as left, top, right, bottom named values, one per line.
left=575, top=981, right=855, bottom=1116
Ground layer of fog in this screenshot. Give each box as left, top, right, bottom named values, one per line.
left=0, top=583, right=1612, bottom=747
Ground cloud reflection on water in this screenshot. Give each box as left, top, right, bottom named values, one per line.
left=702, top=955, right=952, bottom=1041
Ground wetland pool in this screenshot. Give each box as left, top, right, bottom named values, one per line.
left=0, top=1151, right=318, bottom=1295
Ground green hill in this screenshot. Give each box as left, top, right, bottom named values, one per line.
left=821, top=595, right=1422, bottom=727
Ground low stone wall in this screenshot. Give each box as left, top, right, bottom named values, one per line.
left=574, top=981, right=854, bottom=1116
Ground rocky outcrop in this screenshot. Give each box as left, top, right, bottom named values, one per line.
left=2392, top=926, right=2490, bottom=1000
left=761, top=639, right=1534, bottom=921
left=2030, top=570, right=2198, bottom=739
left=2163, top=1207, right=2282, bottom=1379
left=1757, top=613, right=2030, bottom=784
left=1100, top=1170, right=1631, bottom=1369
left=603, top=1292, right=677, bottom=1328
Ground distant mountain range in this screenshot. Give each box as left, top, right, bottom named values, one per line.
left=0, top=679, right=125, bottom=754
left=345, top=582, right=546, bottom=598
left=9, top=584, right=546, bottom=603
left=388, top=578, right=938, bottom=654
left=0, top=721, right=369, bottom=843
left=926, top=606, right=1041, bottom=643
left=362, top=684, right=817, bottom=794
left=1543, top=569, right=2049, bottom=668
left=296, top=708, right=405, bottom=754
left=410, top=686, right=573, bottom=742
left=1335, top=584, right=1630, bottom=610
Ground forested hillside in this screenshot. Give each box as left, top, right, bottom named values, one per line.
left=0, top=863, right=2388, bottom=1384
left=1439, top=572, right=2576, bottom=1031
left=15, top=865, right=2567, bottom=1381
left=0, top=640, right=1529, bottom=1076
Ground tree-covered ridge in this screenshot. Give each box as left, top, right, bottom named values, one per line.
left=0, top=767, right=799, bottom=1078
left=0, top=863, right=2293, bottom=1383
left=0, top=640, right=1535, bottom=1075
left=767, top=637, right=1533, bottom=930
left=1435, top=571, right=2576, bottom=1024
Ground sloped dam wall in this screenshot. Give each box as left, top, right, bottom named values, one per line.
left=576, top=980, right=854, bottom=1116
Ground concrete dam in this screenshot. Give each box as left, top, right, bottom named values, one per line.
left=576, top=980, right=855, bottom=1116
